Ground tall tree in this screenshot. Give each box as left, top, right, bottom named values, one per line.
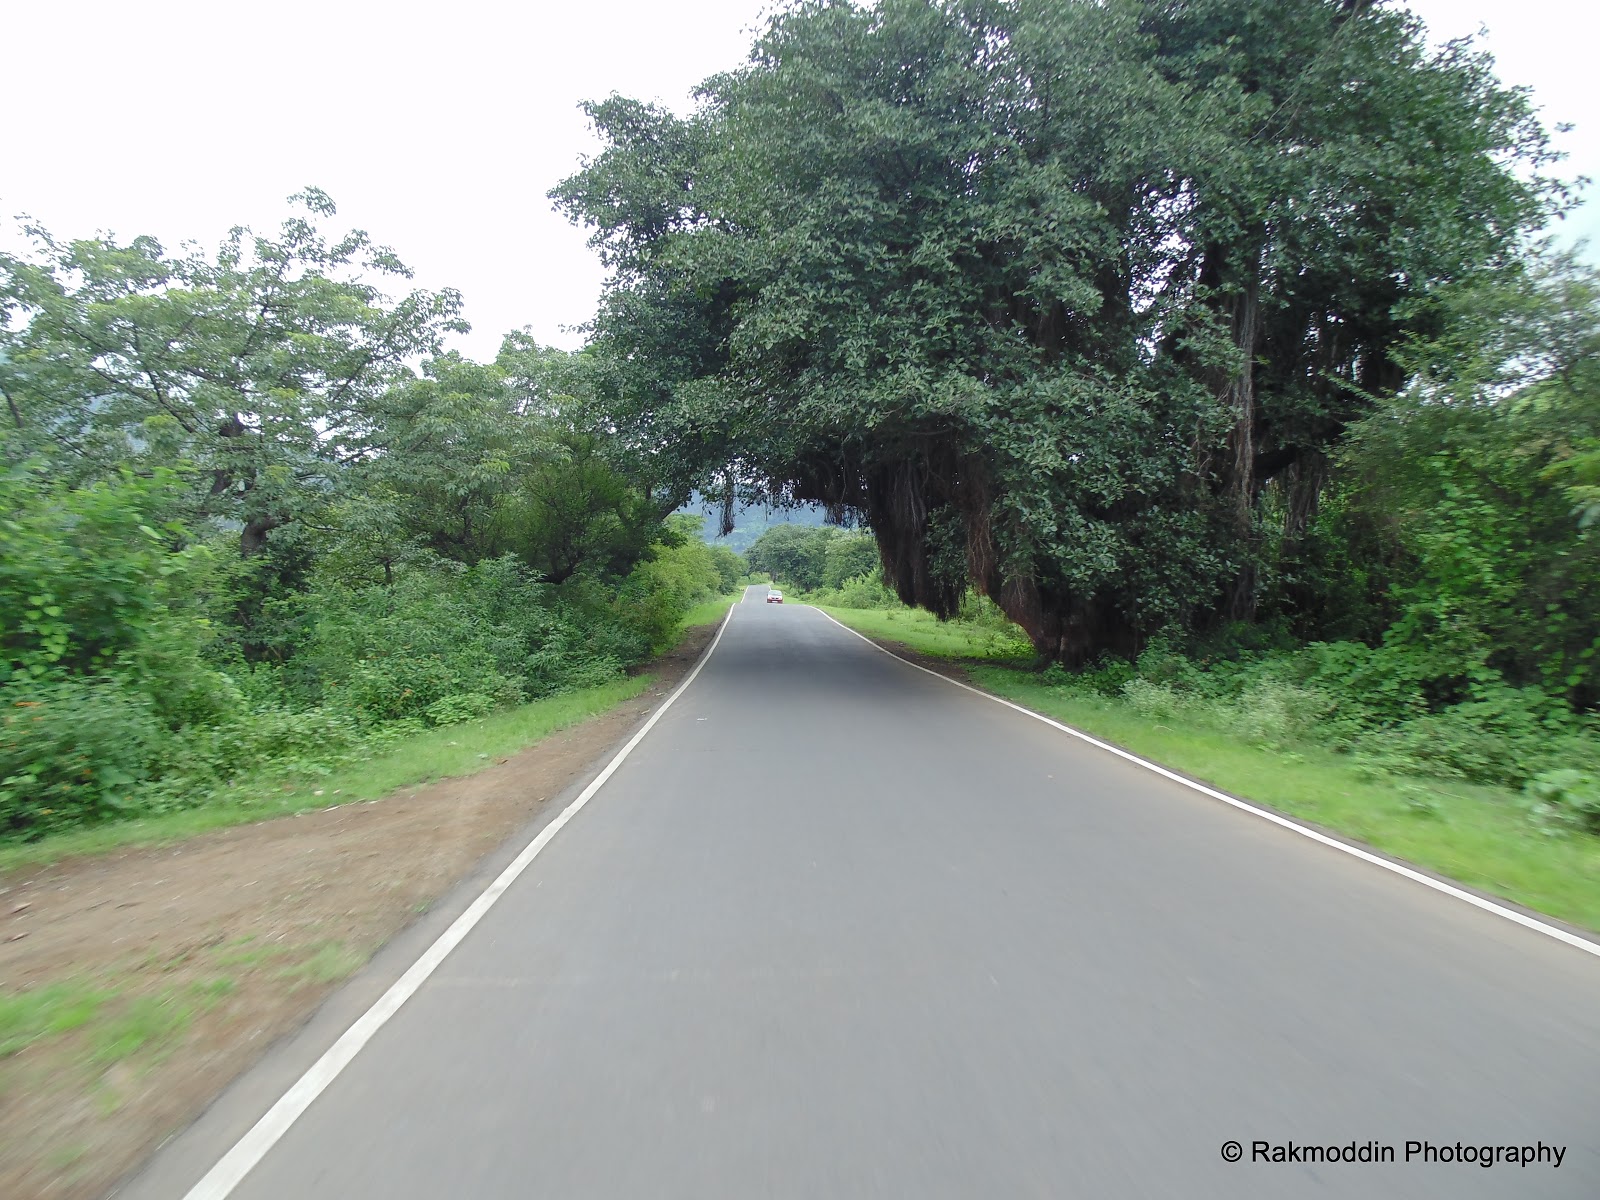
left=346, top=340, right=661, bottom=584
left=555, top=0, right=1567, bottom=663
left=0, top=189, right=465, bottom=556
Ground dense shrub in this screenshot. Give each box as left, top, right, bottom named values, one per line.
left=0, top=679, right=166, bottom=833
left=1, top=466, right=188, bottom=681
left=1041, top=629, right=1600, bottom=809
left=1524, top=770, right=1600, bottom=834
left=284, top=554, right=655, bottom=722
left=0, top=479, right=722, bottom=838
left=149, top=707, right=368, bottom=797
left=747, top=525, right=874, bottom=592
left=613, top=527, right=727, bottom=652
left=807, top=571, right=900, bottom=609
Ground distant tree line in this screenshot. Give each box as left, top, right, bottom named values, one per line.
left=745, top=525, right=880, bottom=592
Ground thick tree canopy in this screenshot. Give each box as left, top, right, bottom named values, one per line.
left=554, top=0, right=1567, bottom=663
left=0, top=190, right=466, bottom=557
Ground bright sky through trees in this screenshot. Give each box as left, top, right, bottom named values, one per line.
left=4, top=0, right=1595, bottom=361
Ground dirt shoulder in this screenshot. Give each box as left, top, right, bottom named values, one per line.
left=0, top=621, right=719, bottom=1200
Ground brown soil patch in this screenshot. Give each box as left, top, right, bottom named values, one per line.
left=0, top=624, right=717, bottom=1200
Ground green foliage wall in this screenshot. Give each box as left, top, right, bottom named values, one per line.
left=0, top=196, right=736, bottom=840
left=746, top=525, right=878, bottom=592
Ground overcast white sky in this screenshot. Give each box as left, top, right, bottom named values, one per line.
left=5, top=0, right=1595, bottom=361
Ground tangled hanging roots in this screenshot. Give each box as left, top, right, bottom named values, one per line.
left=789, top=433, right=1139, bottom=668
left=793, top=435, right=1029, bottom=624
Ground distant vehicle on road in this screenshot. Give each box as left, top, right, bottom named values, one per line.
left=766, top=590, right=784, bottom=604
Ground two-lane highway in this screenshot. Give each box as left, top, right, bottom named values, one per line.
left=127, top=592, right=1600, bottom=1198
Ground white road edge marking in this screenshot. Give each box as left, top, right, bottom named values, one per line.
left=182, top=604, right=740, bottom=1200
left=813, top=606, right=1600, bottom=962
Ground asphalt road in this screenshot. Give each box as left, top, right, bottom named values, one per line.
left=129, top=589, right=1600, bottom=1198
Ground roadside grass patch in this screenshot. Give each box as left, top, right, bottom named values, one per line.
left=678, top=593, right=741, bottom=630
left=0, top=979, right=217, bottom=1072
left=208, top=935, right=293, bottom=972
left=45, top=1142, right=89, bottom=1172
left=0, top=982, right=110, bottom=1059
left=819, top=605, right=1600, bottom=934
left=814, top=605, right=1032, bottom=662
left=89, top=992, right=194, bottom=1066
left=279, top=942, right=364, bottom=986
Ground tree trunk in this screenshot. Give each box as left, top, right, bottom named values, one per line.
left=1211, top=238, right=1264, bottom=624
left=240, top=514, right=282, bottom=557
left=988, top=574, right=1140, bottom=669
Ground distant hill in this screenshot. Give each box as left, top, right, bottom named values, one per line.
left=679, top=494, right=832, bottom=555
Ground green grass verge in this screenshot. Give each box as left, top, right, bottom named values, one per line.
left=0, top=977, right=234, bottom=1070
left=818, top=604, right=1600, bottom=934
left=0, top=981, right=110, bottom=1058
left=277, top=941, right=365, bottom=987
left=678, top=593, right=742, bottom=630
left=814, top=604, right=1033, bottom=662
left=0, top=941, right=347, bottom=1074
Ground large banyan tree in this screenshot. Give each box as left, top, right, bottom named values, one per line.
left=554, top=0, right=1567, bottom=664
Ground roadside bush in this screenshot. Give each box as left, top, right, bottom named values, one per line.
left=1131, top=636, right=1205, bottom=691
left=0, top=526, right=683, bottom=838
left=613, top=531, right=725, bottom=652
left=707, top=544, right=747, bottom=593
left=1524, top=770, right=1600, bottom=834
left=0, top=465, right=200, bottom=684
left=1216, top=678, right=1339, bottom=751
left=822, top=535, right=880, bottom=590
left=1079, top=631, right=1600, bottom=805
left=0, top=467, right=257, bottom=834
left=325, top=656, right=525, bottom=726
left=1346, top=686, right=1592, bottom=787
left=0, top=680, right=167, bottom=834
left=809, top=571, right=900, bottom=609
left=425, top=693, right=498, bottom=726
left=1066, top=655, right=1137, bottom=697
left=297, top=554, right=632, bottom=716
left=1120, top=678, right=1187, bottom=722
left=151, top=707, right=368, bottom=793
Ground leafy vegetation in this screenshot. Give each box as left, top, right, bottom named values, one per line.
left=0, top=195, right=743, bottom=843
left=0, top=674, right=653, bottom=874
left=745, top=524, right=879, bottom=593
left=819, top=602, right=1032, bottom=661
left=3, top=0, right=1597, bottom=907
